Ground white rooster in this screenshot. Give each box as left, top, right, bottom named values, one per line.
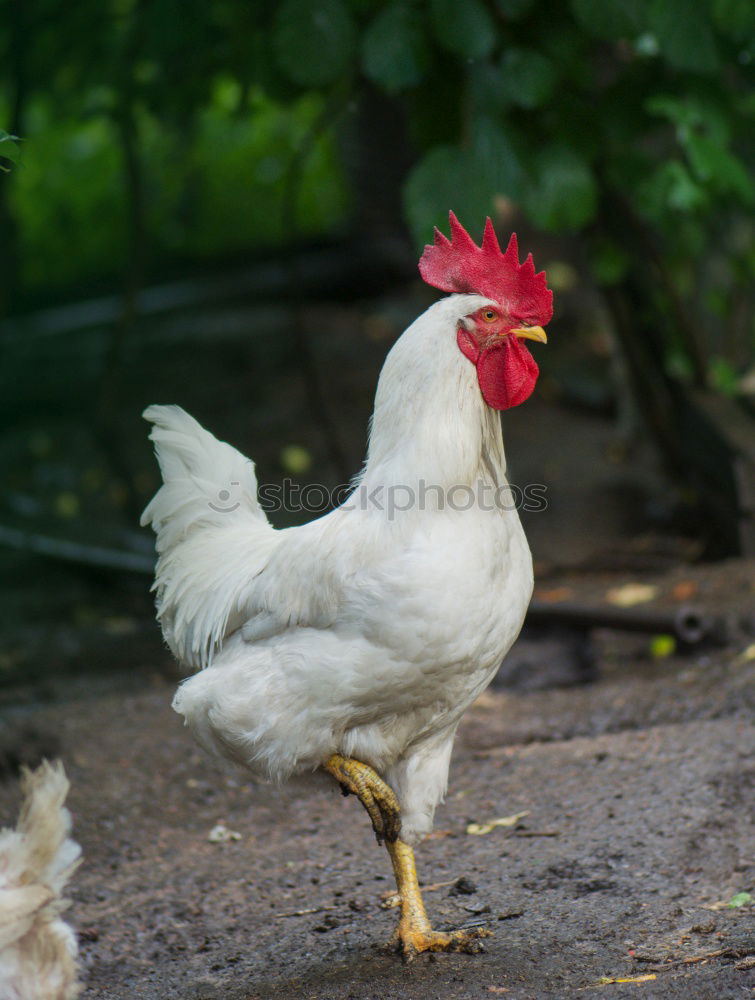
left=141, top=213, right=553, bottom=958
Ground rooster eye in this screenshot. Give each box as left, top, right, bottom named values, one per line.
left=481, top=309, right=498, bottom=323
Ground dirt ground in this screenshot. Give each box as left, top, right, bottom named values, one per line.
left=1, top=559, right=753, bottom=1000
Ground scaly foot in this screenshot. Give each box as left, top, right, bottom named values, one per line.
left=391, top=923, right=492, bottom=961
left=323, top=753, right=401, bottom=844
left=386, top=838, right=492, bottom=961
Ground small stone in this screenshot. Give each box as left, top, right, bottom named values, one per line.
left=449, top=876, right=478, bottom=896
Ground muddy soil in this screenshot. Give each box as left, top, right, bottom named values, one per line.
left=1, top=560, right=753, bottom=1000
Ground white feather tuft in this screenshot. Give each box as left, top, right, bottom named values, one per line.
left=140, top=405, right=278, bottom=669
left=0, top=760, right=81, bottom=1000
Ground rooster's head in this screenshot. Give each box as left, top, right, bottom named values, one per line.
left=419, top=212, right=553, bottom=411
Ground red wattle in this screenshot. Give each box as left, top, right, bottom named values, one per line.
left=457, top=330, right=539, bottom=410
left=457, top=327, right=480, bottom=365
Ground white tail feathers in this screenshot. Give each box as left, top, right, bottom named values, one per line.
left=141, top=405, right=277, bottom=669
left=141, top=405, right=267, bottom=542
left=0, top=760, right=81, bottom=1000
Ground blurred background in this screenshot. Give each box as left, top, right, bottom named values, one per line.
left=0, top=0, right=754, bottom=704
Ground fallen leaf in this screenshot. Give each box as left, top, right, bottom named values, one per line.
left=467, top=811, right=529, bottom=835
left=208, top=822, right=241, bottom=843
left=487, top=987, right=510, bottom=994
left=727, top=891, right=752, bottom=908
left=606, top=583, right=658, bottom=608
left=275, top=905, right=336, bottom=918
left=592, top=974, right=657, bottom=986
left=704, top=891, right=753, bottom=911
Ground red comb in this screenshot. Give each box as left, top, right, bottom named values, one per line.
left=418, top=212, right=553, bottom=325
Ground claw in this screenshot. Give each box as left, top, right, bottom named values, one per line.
left=394, top=925, right=492, bottom=961
left=323, top=754, right=402, bottom=844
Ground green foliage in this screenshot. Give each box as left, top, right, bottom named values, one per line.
left=10, top=112, right=126, bottom=289
left=273, top=0, right=357, bottom=87
left=428, top=0, right=497, bottom=59
left=523, top=145, right=598, bottom=231
left=647, top=95, right=754, bottom=203
left=471, top=117, right=524, bottom=201
left=8, top=90, right=347, bottom=294
left=495, top=0, right=537, bottom=19
left=0, top=0, right=752, bottom=399
left=0, top=130, right=21, bottom=171
left=648, top=0, right=720, bottom=72
left=404, top=146, right=492, bottom=246
left=712, top=0, right=755, bottom=40
left=497, top=48, right=556, bottom=109
left=570, top=0, right=649, bottom=40
left=362, top=4, right=430, bottom=94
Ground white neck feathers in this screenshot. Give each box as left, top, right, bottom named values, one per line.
left=361, top=296, right=507, bottom=495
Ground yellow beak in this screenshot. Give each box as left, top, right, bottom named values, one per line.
left=510, top=325, right=548, bottom=344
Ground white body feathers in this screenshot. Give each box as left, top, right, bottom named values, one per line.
left=142, top=295, right=534, bottom=843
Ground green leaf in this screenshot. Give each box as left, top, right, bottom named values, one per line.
left=645, top=95, right=754, bottom=203
left=273, top=0, right=356, bottom=87
left=663, top=162, right=708, bottom=211
left=469, top=62, right=509, bottom=113
left=712, top=0, right=755, bottom=41
left=649, top=0, right=719, bottom=73
left=523, top=145, right=598, bottom=231
left=646, top=95, right=730, bottom=146
left=403, top=145, right=493, bottom=247
left=685, top=134, right=754, bottom=202
left=0, top=132, right=21, bottom=163
left=498, top=48, right=556, bottom=109
left=727, top=891, right=753, bottom=908
left=641, top=160, right=709, bottom=215
left=570, top=0, right=649, bottom=39
left=429, top=0, right=497, bottom=60
left=471, top=117, right=524, bottom=199
left=362, top=4, right=430, bottom=94
left=495, top=0, right=536, bottom=18
left=591, top=238, right=630, bottom=285
left=709, top=358, right=741, bottom=396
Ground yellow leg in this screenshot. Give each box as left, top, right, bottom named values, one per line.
left=387, top=838, right=491, bottom=960
left=323, top=754, right=491, bottom=960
